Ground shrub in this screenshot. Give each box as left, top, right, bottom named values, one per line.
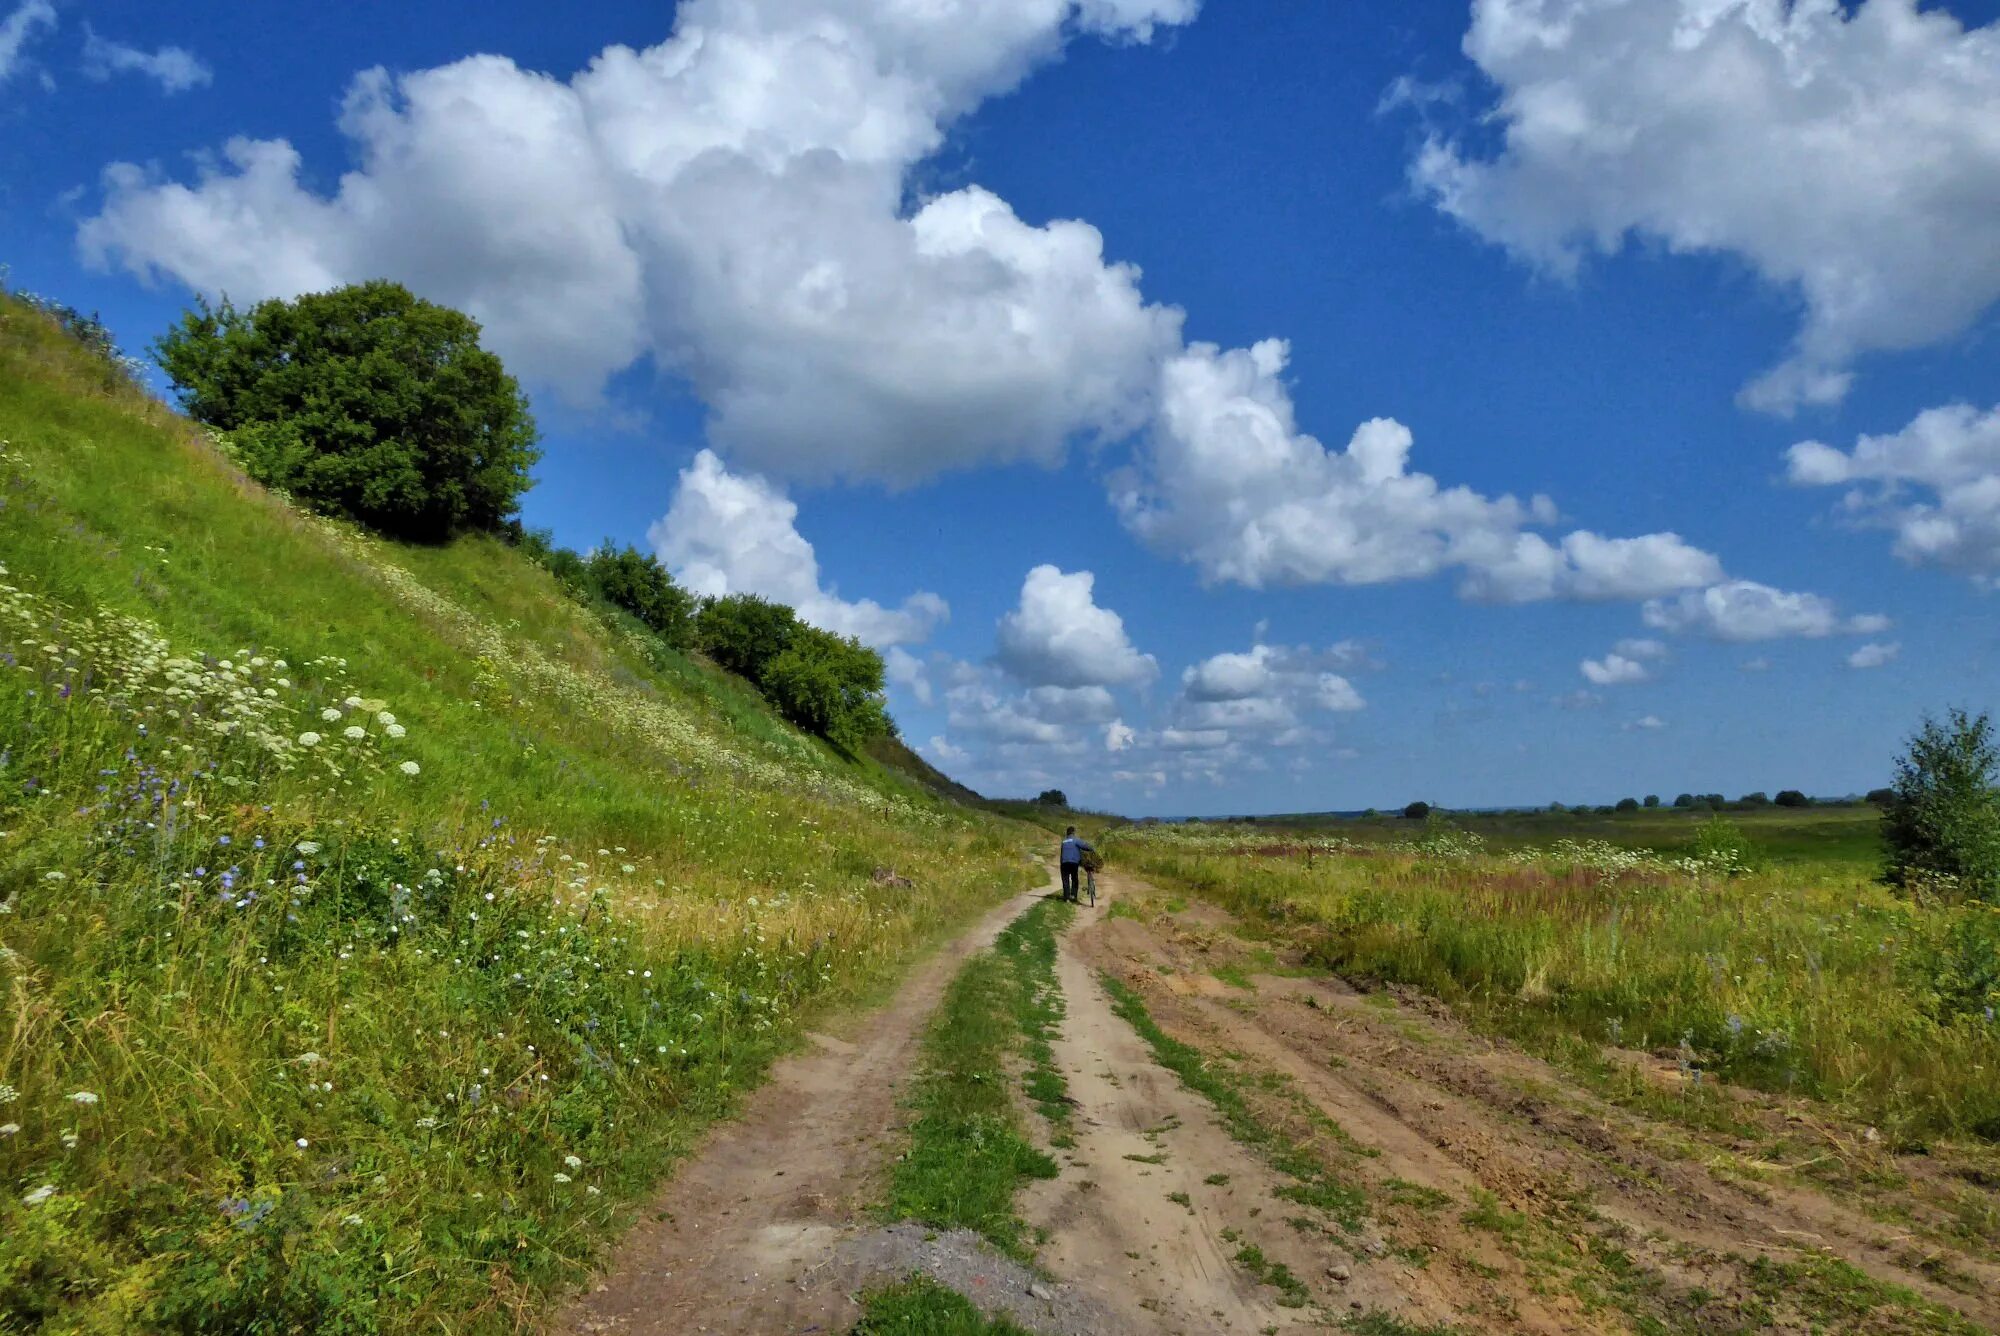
left=1866, top=787, right=1897, bottom=808
left=1673, top=793, right=1695, bottom=808
left=1774, top=789, right=1810, bottom=808
left=1643, top=794, right=1661, bottom=808
left=760, top=626, right=890, bottom=748
left=1693, top=815, right=1754, bottom=873
left=1402, top=801, right=1431, bottom=820
left=155, top=282, right=539, bottom=541
left=1036, top=790, right=1070, bottom=807
left=584, top=543, right=696, bottom=647
left=1738, top=791, right=1771, bottom=808
left=1615, top=797, right=1640, bottom=813
left=1882, top=708, right=2000, bottom=902
left=694, top=594, right=798, bottom=682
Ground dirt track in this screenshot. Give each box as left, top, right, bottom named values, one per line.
left=560, top=872, right=2000, bottom=1334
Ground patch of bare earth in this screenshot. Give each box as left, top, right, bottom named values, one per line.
left=1079, top=872, right=2000, bottom=1334
left=556, top=889, right=1043, bottom=1336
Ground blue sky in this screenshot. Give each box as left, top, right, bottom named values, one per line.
left=4, top=0, right=1998, bottom=814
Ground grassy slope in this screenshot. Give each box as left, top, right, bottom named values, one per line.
left=0, top=297, right=1035, bottom=1332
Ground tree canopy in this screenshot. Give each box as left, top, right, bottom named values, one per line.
left=1883, top=708, right=2000, bottom=900
left=156, top=281, right=539, bottom=541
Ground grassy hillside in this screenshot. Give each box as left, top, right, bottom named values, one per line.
left=0, top=295, right=1035, bottom=1331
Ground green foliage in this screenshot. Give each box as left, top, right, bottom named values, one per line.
left=1692, top=815, right=1755, bottom=872
left=1615, top=797, right=1640, bottom=813
left=1883, top=708, right=2000, bottom=902
left=854, top=1277, right=1036, bottom=1334
left=154, top=282, right=539, bottom=541
left=582, top=543, right=696, bottom=646
left=1402, top=801, right=1431, bottom=820
left=1775, top=789, right=1810, bottom=808
left=1739, top=791, right=1772, bottom=808
left=1673, top=793, right=1695, bottom=808
left=1642, top=795, right=1660, bottom=808
left=883, top=901, right=1070, bottom=1258
left=1035, top=789, right=1069, bottom=807
left=694, top=594, right=797, bottom=680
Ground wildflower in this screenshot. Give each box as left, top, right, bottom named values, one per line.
left=343, top=696, right=362, bottom=708
left=342, top=1213, right=363, bottom=1226
left=586, top=1185, right=601, bottom=1196
left=343, top=726, right=366, bottom=741
left=400, top=761, right=421, bottom=777
left=386, top=723, right=407, bottom=739
left=320, top=707, right=343, bottom=722
left=296, top=841, right=320, bottom=856
left=66, top=1091, right=99, bottom=1106
left=23, top=1185, right=55, bottom=1206
left=42, top=870, right=66, bottom=883
left=563, top=1154, right=582, bottom=1169
left=0, top=1123, right=18, bottom=1137
left=297, top=732, right=322, bottom=748
left=553, top=1172, right=572, bottom=1184
left=295, top=1137, right=310, bottom=1149
left=377, top=711, right=396, bottom=726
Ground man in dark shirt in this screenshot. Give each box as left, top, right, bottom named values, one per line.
left=1059, top=826, right=1093, bottom=903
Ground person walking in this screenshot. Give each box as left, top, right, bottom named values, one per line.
left=1059, top=826, right=1094, bottom=904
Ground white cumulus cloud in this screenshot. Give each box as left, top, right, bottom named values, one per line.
left=1641, top=580, right=1884, bottom=642
left=1848, top=641, right=1900, bottom=670
left=995, top=565, right=1156, bottom=688
left=1788, top=402, right=2000, bottom=584
left=650, top=449, right=946, bottom=648
left=1580, top=653, right=1650, bottom=686
left=1410, top=0, right=2000, bottom=413
left=81, top=24, right=212, bottom=93
left=1115, top=339, right=1723, bottom=599
left=77, top=0, right=1191, bottom=479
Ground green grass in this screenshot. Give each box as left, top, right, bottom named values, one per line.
left=1100, top=975, right=1367, bottom=1231
left=1109, top=820, right=2000, bottom=1143
left=852, top=1275, right=1037, bottom=1334
left=1230, top=1241, right=1310, bottom=1307
left=0, top=295, right=1039, bottom=1332
left=882, top=899, right=1073, bottom=1259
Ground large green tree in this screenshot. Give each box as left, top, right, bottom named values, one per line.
left=1883, top=708, right=2000, bottom=900
left=155, top=281, right=540, bottom=541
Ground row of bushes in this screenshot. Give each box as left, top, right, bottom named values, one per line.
left=145, top=280, right=895, bottom=752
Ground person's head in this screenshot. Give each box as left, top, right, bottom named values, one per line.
left=1065, top=825, right=1076, bottom=836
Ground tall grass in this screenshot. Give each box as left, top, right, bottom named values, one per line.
left=1111, top=825, right=2000, bottom=1143
left=0, top=294, right=1034, bottom=1330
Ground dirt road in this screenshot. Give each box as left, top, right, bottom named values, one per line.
left=562, top=870, right=1999, bottom=1334
left=558, top=887, right=1045, bottom=1336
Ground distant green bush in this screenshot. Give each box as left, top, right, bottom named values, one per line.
left=1615, top=797, right=1640, bottom=813
left=1775, top=789, right=1810, bottom=808
left=693, top=594, right=889, bottom=747
left=1403, top=801, right=1431, bottom=820
left=1883, top=708, right=2000, bottom=902
left=583, top=542, right=696, bottom=647
left=156, top=281, right=539, bottom=541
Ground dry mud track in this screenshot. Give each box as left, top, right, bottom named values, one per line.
left=1068, top=875, right=2000, bottom=1335
left=558, top=888, right=1047, bottom=1336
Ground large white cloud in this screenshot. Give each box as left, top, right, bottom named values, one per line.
left=1412, top=0, right=2000, bottom=413
left=1641, top=579, right=1885, bottom=642
left=78, top=0, right=1189, bottom=481
left=1787, top=402, right=2000, bottom=584
left=650, top=448, right=946, bottom=647
left=995, top=565, right=1157, bottom=688
left=0, top=0, right=53, bottom=85
left=1115, top=339, right=1723, bottom=598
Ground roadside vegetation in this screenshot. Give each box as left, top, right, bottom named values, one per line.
left=882, top=897, right=1073, bottom=1258
left=0, top=288, right=1034, bottom=1331
left=1111, top=783, right=2000, bottom=1144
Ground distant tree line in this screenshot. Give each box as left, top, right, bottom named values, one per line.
left=153, top=280, right=892, bottom=751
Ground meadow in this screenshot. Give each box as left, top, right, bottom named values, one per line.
left=0, top=295, right=1035, bottom=1331
left=1107, top=807, right=2000, bottom=1146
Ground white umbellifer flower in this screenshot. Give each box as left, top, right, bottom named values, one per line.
left=385, top=723, right=406, bottom=739
left=0, top=1085, right=16, bottom=1104
left=66, top=1091, right=99, bottom=1105
left=553, top=1172, right=572, bottom=1184
left=320, top=707, right=342, bottom=722
left=342, top=1212, right=363, bottom=1226
left=343, top=696, right=362, bottom=708
left=563, top=1154, right=582, bottom=1169
left=586, top=1185, right=601, bottom=1196
left=399, top=761, right=420, bottom=776
left=343, top=726, right=366, bottom=741
left=297, top=732, right=321, bottom=747
left=23, top=1185, right=54, bottom=1206
left=295, top=842, right=320, bottom=856
left=295, top=1137, right=309, bottom=1149
left=377, top=711, right=395, bottom=726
